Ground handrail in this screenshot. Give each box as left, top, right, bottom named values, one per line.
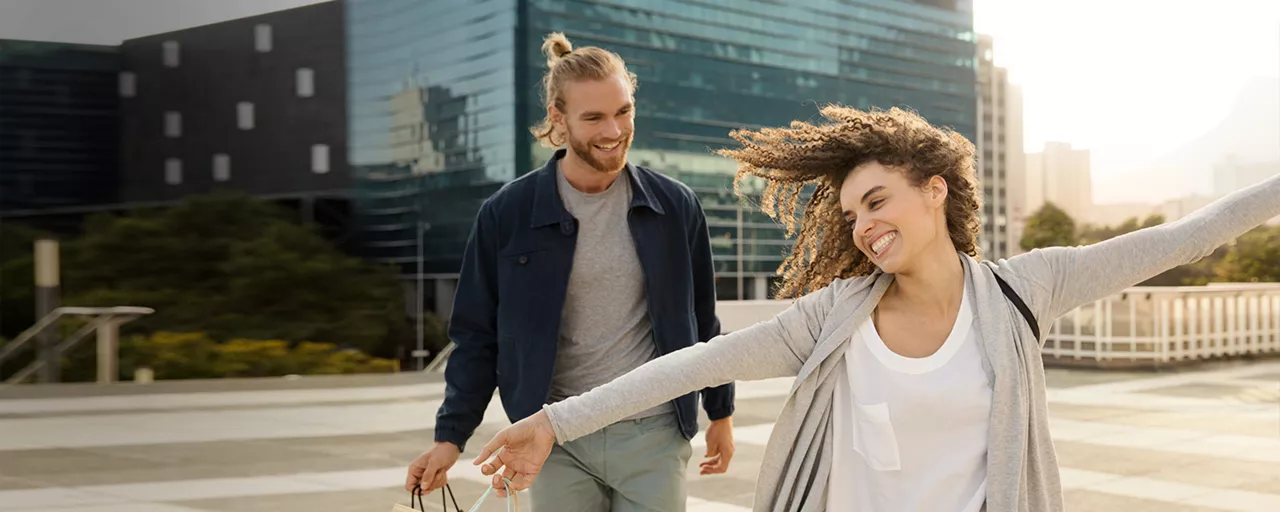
left=0, top=306, right=154, bottom=385
left=0, top=306, right=154, bottom=366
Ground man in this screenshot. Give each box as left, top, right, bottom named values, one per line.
left=405, top=32, right=736, bottom=511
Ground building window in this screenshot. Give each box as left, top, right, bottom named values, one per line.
left=164, top=111, right=182, bottom=138
left=311, top=144, right=330, bottom=174
left=118, top=72, right=136, bottom=97
left=165, top=158, right=182, bottom=185
left=237, top=102, right=255, bottom=130
left=296, top=68, right=314, bottom=97
left=162, top=41, right=180, bottom=67
left=254, top=24, right=272, bottom=52
left=213, top=154, right=230, bottom=182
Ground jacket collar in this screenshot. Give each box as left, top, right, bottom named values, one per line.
left=529, top=148, right=666, bottom=229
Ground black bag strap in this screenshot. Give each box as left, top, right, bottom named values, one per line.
left=991, top=271, right=1040, bottom=342
left=410, top=483, right=463, bottom=512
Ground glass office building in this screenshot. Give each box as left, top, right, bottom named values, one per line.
left=347, top=0, right=976, bottom=300
left=0, top=40, right=119, bottom=212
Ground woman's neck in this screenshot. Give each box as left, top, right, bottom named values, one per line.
left=884, top=239, right=965, bottom=317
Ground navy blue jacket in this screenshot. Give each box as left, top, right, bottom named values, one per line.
left=435, top=149, right=735, bottom=450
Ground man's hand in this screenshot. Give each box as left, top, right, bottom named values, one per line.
left=473, top=409, right=558, bottom=497
left=405, top=441, right=461, bottom=495
left=699, top=417, right=735, bottom=475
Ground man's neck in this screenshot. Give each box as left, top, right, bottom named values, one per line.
left=559, top=151, right=623, bottom=194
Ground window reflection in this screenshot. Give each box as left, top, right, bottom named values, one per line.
left=348, top=0, right=976, bottom=288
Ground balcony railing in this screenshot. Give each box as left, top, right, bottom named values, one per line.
left=1041, top=283, right=1280, bottom=367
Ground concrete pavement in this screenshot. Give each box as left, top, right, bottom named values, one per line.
left=1, top=363, right=1279, bottom=511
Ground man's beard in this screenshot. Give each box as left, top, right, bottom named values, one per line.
left=566, top=129, right=633, bottom=173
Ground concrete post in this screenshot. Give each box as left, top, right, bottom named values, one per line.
left=97, top=318, right=121, bottom=384
left=34, top=239, right=61, bottom=383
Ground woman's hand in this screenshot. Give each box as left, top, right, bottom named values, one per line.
left=472, top=409, right=558, bottom=496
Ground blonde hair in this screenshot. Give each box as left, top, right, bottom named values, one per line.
left=530, top=32, right=638, bottom=148
left=716, top=106, right=982, bottom=298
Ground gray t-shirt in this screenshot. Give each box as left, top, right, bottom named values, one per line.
left=548, top=165, right=673, bottom=420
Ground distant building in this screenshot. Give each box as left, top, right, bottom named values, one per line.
left=1088, top=202, right=1161, bottom=227
left=3, top=0, right=981, bottom=311
left=976, top=34, right=1024, bottom=259
left=0, top=40, right=119, bottom=213
left=1026, top=141, right=1093, bottom=224
left=1, top=2, right=350, bottom=240
left=1154, top=195, right=1215, bottom=223
left=117, top=1, right=348, bottom=212
left=1214, top=157, right=1280, bottom=197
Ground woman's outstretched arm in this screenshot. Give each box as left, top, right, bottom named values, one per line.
left=545, top=279, right=839, bottom=442
left=1006, top=172, right=1280, bottom=323
left=469, top=280, right=842, bottom=493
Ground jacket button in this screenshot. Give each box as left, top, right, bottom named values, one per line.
left=518, top=255, right=529, bottom=265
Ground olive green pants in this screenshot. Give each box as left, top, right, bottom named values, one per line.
left=528, top=413, right=692, bottom=512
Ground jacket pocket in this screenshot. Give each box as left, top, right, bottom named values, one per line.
left=851, top=401, right=902, bottom=471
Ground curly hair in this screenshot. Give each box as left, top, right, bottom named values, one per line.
left=530, top=32, right=638, bottom=147
left=716, top=105, right=982, bottom=299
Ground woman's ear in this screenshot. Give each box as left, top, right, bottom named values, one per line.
left=929, top=175, right=949, bottom=207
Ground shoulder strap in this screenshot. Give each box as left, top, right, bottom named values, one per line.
left=991, top=271, right=1041, bottom=342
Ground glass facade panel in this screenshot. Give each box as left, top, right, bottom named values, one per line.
left=0, top=40, right=120, bottom=211
left=346, top=0, right=520, bottom=273
left=526, top=0, right=975, bottom=297
left=348, top=0, right=974, bottom=295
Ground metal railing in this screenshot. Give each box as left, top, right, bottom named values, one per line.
left=0, top=306, right=154, bottom=385
left=1042, top=284, right=1280, bottom=366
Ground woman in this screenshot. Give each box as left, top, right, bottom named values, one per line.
left=469, top=106, right=1280, bottom=511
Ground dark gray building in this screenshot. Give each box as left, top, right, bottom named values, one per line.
left=117, top=1, right=349, bottom=214
left=0, top=40, right=120, bottom=212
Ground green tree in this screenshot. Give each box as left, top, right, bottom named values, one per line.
left=1213, top=224, right=1280, bottom=283
left=0, top=222, right=45, bottom=340
left=1140, top=214, right=1166, bottom=229
left=1076, top=214, right=1166, bottom=246
left=1020, top=202, right=1077, bottom=251
left=59, top=193, right=412, bottom=355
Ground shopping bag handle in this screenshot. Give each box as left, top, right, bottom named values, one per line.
left=468, top=477, right=518, bottom=512
left=410, top=483, right=463, bottom=512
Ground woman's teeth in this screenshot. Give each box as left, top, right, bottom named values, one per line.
left=871, top=232, right=897, bottom=255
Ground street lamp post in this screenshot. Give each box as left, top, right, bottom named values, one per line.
left=415, top=221, right=426, bottom=371
left=736, top=205, right=744, bottom=300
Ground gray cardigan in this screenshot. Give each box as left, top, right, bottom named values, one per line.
left=544, top=172, right=1280, bottom=511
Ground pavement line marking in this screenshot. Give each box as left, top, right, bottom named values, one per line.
left=5, top=360, right=1275, bottom=417
left=0, top=398, right=513, bottom=451
left=1059, top=468, right=1280, bottom=512
left=5, top=392, right=1279, bottom=470
left=3, top=464, right=1277, bottom=511
left=0, top=382, right=449, bottom=415
left=689, top=417, right=1280, bottom=466
left=1046, top=388, right=1280, bottom=418
left=3, top=504, right=207, bottom=512
left=0, top=466, right=748, bottom=511
left=0, top=378, right=790, bottom=417
left=1052, top=362, right=1280, bottom=395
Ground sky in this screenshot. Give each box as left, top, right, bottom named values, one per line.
left=2, top=0, right=1277, bottom=204
left=974, top=0, right=1280, bottom=203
